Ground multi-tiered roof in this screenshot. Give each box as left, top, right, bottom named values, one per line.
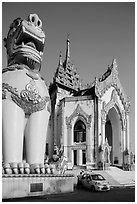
left=53, top=37, right=80, bottom=92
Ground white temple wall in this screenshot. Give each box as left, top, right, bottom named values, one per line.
left=62, top=98, right=94, bottom=167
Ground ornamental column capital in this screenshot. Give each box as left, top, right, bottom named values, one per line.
left=98, top=98, right=102, bottom=104
left=101, top=109, right=107, bottom=124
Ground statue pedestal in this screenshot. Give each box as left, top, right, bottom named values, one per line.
left=2, top=174, right=74, bottom=199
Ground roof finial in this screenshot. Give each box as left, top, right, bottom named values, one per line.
left=65, top=34, right=70, bottom=63
left=112, top=59, right=117, bottom=70
left=59, top=51, right=62, bottom=66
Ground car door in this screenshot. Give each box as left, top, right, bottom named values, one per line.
left=81, top=173, right=88, bottom=187
left=85, top=174, right=92, bottom=189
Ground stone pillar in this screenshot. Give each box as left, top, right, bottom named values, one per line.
left=67, top=124, right=72, bottom=163
left=121, top=119, right=127, bottom=165
left=101, top=110, right=106, bottom=145
left=86, top=123, right=95, bottom=169
left=94, top=96, right=98, bottom=166
left=123, top=130, right=126, bottom=151
left=126, top=113, right=130, bottom=151
left=86, top=125, right=91, bottom=163
left=98, top=98, right=102, bottom=146
left=78, top=149, right=82, bottom=166
left=119, top=129, right=123, bottom=165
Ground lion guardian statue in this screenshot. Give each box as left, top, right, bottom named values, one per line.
left=2, top=14, right=50, bottom=174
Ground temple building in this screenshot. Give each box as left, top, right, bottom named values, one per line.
left=48, top=37, right=130, bottom=170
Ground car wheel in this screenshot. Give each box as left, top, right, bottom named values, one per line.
left=91, top=185, right=96, bottom=192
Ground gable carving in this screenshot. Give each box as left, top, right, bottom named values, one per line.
left=105, top=90, right=120, bottom=113
left=95, top=60, right=130, bottom=114
left=102, top=89, right=127, bottom=130
left=66, top=104, right=92, bottom=127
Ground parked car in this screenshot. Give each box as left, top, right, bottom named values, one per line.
left=78, top=172, right=110, bottom=192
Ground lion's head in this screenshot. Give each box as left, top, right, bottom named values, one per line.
left=4, top=14, right=46, bottom=72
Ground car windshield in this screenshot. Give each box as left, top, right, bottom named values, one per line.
left=91, top=174, right=105, bottom=181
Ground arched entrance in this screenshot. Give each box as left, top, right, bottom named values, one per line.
left=105, top=107, right=122, bottom=165
left=74, top=120, right=86, bottom=143
left=105, top=116, right=113, bottom=163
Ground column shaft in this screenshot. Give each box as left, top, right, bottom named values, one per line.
left=126, top=114, right=130, bottom=150
left=67, top=126, right=72, bottom=162
left=78, top=149, right=82, bottom=165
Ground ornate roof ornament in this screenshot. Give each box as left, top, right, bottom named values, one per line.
left=65, top=34, right=70, bottom=65
left=58, top=51, right=63, bottom=66
left=112, top=58, right=118, bottom=70
left=94, top=59, right=130, bottom=113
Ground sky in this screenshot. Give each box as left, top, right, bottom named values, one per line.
left=2, top=2, right=135, bottom=152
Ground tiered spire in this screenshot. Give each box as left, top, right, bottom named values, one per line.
left=65, top=34, right=70, bottom=65
left=54, top=36, right=80, bottom=91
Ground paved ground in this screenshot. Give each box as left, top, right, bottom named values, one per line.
left=106, top=166, right=135, bottom=185
left=65, top=168, right=135, bottom=187
left=3, top=186, right=135, bottom=202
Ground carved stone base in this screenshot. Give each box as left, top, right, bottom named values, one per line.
left=2, top=174, right=74, bottom=199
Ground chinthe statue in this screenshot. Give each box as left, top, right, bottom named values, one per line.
left=2, top=14, right=50, bottom=174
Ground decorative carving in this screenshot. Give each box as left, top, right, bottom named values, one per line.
left=65, top=117, right=72, bottom=129
left=95, top=59, right=130, bottom=113
left=2, top=83, right=18, bottom=99
left=2, top=81, right=50, bottom=115
left=101, top=89, right=128, bottom=132
left=102, top=89, right=123, bottom=120
left=2, top=64, right=25, bottom=74
left=98, top=98, right=102, bottom=104
left=101, top=109, right=107, bottom=124
left=66, top=104, right=92, bottom=127
left=121, top=110, right=127, bottom=131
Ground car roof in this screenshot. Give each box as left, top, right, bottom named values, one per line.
left=83, top=172, right=95, bottom=176
left=83, top=172, right=105, bottom=177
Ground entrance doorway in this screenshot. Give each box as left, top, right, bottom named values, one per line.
left=74, top=150, right=77, bottom=165
left=82, top=150, right=86, bottom=164
left=73, top=149, right=86, bottom=166
left=105, top=107, right=121, bottom=165
left=105, top=116, right=113, bottom=163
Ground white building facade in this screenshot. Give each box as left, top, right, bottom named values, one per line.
left=48, top=38, right=130, bottom=170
